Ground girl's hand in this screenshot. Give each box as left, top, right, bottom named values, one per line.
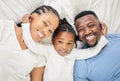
left=100, top=21, right=108, bottom=37
left=22, top=14, right=31, bottom=24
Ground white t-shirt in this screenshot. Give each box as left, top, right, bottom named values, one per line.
left=0, top=20, right=45, bottom=81
left=22, top=23, right=108, bottom=81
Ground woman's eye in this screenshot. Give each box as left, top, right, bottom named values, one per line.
left=43, top=21, right=48, bottom=27
left=49, top=30, right=53, bottom=33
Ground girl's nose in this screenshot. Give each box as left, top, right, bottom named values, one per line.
left=62, top=44, right=67, bottom=49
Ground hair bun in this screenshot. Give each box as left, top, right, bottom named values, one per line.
left=59, top=18, right=70, bottom=25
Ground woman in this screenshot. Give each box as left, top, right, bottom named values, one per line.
left=0, top=5, right=60, bottom=81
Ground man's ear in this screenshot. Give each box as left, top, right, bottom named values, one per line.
left=99, top=21, right=108, bottom=37
left=99, top=22, right=103, bottom=30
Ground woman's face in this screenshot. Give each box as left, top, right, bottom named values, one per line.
left=53, top=31, right=75, bottom=56
left=30, top=12, right=59, bottom=42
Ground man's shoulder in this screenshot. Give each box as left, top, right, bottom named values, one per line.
left=107, top=34, right=120, bottom=44
left=107, top=34, right=120, bottom=39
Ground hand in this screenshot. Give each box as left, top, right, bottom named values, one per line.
left=22, top=14, right=31, bottom=23
left=100, top=21, right=108, bottom=37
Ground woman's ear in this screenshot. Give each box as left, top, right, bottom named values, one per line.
left=30, top=14, right=35, bottom=21
left=30, top=13, right=38, bottom=20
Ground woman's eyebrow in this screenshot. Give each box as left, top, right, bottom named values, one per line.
left=47, top=20, right=51, bottom=25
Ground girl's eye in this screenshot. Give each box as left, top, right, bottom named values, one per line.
left=58, top=40, right=63, bottom=43
left=68, top=42, right=73, bottom=45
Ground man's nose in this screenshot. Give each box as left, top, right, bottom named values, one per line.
left=84, top=28, right=92, bottom=35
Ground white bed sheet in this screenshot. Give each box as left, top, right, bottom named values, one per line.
left=0, top=0, right=120, bottom=34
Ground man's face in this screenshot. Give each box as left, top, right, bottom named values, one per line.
left=75, top=14, right=102, bottom=46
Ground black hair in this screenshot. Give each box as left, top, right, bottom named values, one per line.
left=74, top=10, right=99, bottom=26
left=52, top=18, right=78, bottom=48
left=17, top=5, right=60, bottom=27
left=31, top=5, right=60, bottom=19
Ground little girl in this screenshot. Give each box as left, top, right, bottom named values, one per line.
left=22, top=18, right=108, bottom=81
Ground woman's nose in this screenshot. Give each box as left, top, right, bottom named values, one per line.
left=42, top=28, right=48, bottom=36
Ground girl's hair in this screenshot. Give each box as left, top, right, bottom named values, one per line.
left=17, top=5, right=60, bottom=27
left=52, top=18, right=78, bottom=47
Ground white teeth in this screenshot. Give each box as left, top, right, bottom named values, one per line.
left=38, top=31, right=43, bottom=37
left=60, top=50, right=66, bottom=54
left=86, top=35, right=95, bottom=40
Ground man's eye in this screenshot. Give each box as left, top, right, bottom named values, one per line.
left=78, top=28, right=84, bottom=32
left=88, top=24, right=95, bottom=28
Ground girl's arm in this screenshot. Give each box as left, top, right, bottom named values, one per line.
left=75, top=35, right=108, bottom=60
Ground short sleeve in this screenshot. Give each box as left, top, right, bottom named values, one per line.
left=35, top=56, right=46, bottom=67
left=74, top=60, right=87, bottom=81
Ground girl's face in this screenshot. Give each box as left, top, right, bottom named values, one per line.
left=30, top=12, right=59, bottom=42
left=53, top=31, right=75, bottom=56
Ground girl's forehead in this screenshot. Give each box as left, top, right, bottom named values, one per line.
left=57, top=31, right=75, bottom=37
left=41, top=11, right=56, bottom=16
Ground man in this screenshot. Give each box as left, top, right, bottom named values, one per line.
left=74, top=10, right=120, bottom=81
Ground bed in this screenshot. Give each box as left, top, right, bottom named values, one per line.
left=0, top=0, right=120, bottom=34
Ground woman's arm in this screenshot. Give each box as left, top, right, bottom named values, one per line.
left=30, top=66, right=45, bottom=81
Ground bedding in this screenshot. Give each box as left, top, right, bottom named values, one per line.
left=44, top=0, right=120, bottom=34
left=0, top=0, right=120, bottom=34
left=0, top=0, right=44, bottom=23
